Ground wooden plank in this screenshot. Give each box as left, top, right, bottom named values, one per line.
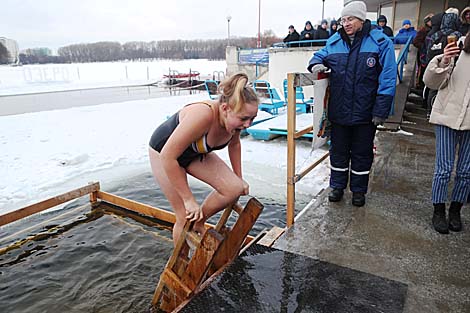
left=286, top=73, right=296, bottom=228
left=0, top=182, right=100, bottom=227
left=210, top=197, right=264, bottom=274
left=97, top=191, right=176, bottom=224
left=214, top=206, right=232, bottom=232
left=152, top=221, right=192, bottom=307
left=161, top=269, right=192, bottom=301
left=182, top=229, right=224, bottom=290
left=294, top=125, right=313, bottom=139
left=296, top=151, right=330, bottom=182
left=257, top=226, right=285, bottom=247
left=232, top=203, right=244, bottom=215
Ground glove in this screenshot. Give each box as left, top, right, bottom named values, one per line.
left=372, top=116, right=386, bottom=126
left=309, top=63, right=328, bottom=76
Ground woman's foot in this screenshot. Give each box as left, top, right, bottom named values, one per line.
left=448, top=201, right=463, bottom=232
left=432, top=203, right=449, bottom=234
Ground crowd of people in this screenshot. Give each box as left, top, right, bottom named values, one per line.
left=306, top=1, right=469, bottom=235
left=148, top=1, right=469, bottom=248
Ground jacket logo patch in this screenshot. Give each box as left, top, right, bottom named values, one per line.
left=366, top=57, right=376, bottom=67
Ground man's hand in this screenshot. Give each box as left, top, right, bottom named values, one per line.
left=372, top=116, right=386, bottom=126
left=309, top=64, right=328, bottom=76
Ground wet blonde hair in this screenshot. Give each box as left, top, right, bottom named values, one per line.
left=218, top=73, right=259, bottom=113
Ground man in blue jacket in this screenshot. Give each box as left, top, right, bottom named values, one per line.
left=308, top=1, right=397, bottom=206
left=394, top=19, right=417, bottom=44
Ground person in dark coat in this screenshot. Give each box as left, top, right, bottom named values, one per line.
left=315, top=19, right=330, bottom=45
left=308, top=1, right=397, bottom=207
left=283, top=25, right=300, bottom=47
left=329, top=19, right=338, bottom=37
left=394, top=19, right=417, bottom=44
left=413, top=13, right=434, bottom=89
left=377, top=15, right=393, bottom=37
left=300, top=21, right=315, bottom=47
left=460, top=7, right=470, bottom=35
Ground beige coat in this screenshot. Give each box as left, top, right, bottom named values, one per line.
left=423, top=51, right=470, bottom=130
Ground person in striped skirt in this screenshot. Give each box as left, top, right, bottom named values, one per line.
left=423, top=33, right=470, bottom=234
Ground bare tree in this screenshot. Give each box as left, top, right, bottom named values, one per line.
left=0, top=42, right=10, bottom=64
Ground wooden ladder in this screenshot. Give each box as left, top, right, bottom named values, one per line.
left=151, top=197, right=264, bottom=312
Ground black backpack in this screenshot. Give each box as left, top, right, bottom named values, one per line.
left=425, top=31, right=448, bottom=64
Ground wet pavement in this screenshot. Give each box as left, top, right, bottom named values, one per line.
left=274, top=131, right=470, bottom=313
left=181, top=244, right=407, bottom=312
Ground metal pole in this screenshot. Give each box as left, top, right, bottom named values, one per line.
left=227, top=15, right=232, bottom=46
left=257, top=0, right=261, bottom=48
left=322, top=0, right=325, bottom=21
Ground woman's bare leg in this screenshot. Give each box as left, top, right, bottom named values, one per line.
left=186, top=153, right=244, bottom=232
left=149, top=147, right=187, bottom=244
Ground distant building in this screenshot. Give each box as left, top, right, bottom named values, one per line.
left=347, top=0, right=469, bottom=32
left=0, top=37, right=19, bottom=64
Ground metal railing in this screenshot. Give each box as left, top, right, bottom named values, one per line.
left=396, top=36, right=413, bottom=83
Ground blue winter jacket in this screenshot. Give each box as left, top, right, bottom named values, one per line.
left=393, top=27, right=417, bottom=44
left=308, top=20, right=397, bottom=125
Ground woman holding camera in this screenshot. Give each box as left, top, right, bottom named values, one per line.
left=424, top=33, right=470, bottom=234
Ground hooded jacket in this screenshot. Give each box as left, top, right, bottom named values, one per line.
left=308, top=20, right=397, bottom=125
left=428, top=12, right=444, bottom=38
left=394, top=25, right=417, bottom=44
left=300, top=21, right=315, bottom=46
left=377, top=15, right=393, bottom=37
left=329, top=20, right=338, bottom=37
left=460, top=7, right=470, bottom=35
left=424, top=51, right=470, bottom=130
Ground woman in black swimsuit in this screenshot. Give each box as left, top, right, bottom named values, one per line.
left=149, top=73, right=259, bottom=244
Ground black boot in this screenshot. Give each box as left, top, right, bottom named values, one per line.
left=352, top=192, right=365, bottom=207
left=432, top=203, right=449, bottom=234
left=448, top=201, right=463, bottom=232
left=328, top=189, right=344, bottom=202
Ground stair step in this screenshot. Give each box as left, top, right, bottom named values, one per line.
left=404, top=104, right=427, bottom=115
left=403, top=113, right=429, bottom=126
left=400, top=124, right=435, bottom=137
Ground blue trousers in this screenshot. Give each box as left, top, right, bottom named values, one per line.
left=432, top=125, right=470, bottom=204
left=329, top=123, right=377, bottom=193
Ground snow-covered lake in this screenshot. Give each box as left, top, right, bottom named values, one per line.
left=0, top=59, right=329, bottom=219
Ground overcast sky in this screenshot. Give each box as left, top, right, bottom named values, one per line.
left=2, top=0, right=346, bottom=51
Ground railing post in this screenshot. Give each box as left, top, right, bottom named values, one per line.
left=286, top=73, right=296, bottom=228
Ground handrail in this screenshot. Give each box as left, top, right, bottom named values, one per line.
left=286, top=72, right=330, bottom=227
left=396, top=36, right=413, bottom=83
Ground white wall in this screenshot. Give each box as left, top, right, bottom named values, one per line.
left=267, top=47, right=322, bottom=99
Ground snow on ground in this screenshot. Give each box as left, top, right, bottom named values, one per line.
left=0, top=59, right=226, bottom=96
left=0, top=59, right=329, bottom=215
left=0, top=92, right=329, bottom=215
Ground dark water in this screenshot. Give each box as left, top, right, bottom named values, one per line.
left=0, top=172, right=309, bottom=312
left=107, top=171, right=309, bottom=234
left=0, top=205, right=173, bottom=313
left=0, top=85, right=205, bottom=116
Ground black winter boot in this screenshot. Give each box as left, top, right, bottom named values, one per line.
left=328, top=189, right=344, bottom=202
left=448, top=201, right=463, bottom=232
left=432, top=203, right=449, bottom=234
left=352, top=192, right=366, bottom=207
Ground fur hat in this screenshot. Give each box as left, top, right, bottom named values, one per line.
left=341, top=1, right=367, bottom=21
left=446, top=7, right=459, bottom=16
